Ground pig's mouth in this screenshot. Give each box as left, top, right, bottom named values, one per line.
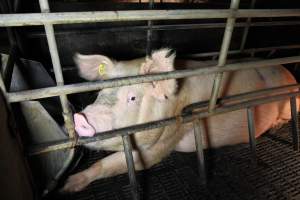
left=74, top=113, right=96, bottom=137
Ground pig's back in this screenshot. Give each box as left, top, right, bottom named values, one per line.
left=175, top=63, right=297, bottom=150
left=181, top=64, right=296, bottom=104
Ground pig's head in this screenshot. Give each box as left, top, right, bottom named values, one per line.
left=73, top=49, right=177, bottom=137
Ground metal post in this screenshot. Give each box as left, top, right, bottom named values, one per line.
left=208, top=0, right=240, bottom=112
left=38, top=0, right=75, bottom=140
left=38, top=1, right=76, bottom=194
left=146, top=0, right=154, bottom=56
left=240, top=0, right=256, bottom=51
left=290, top=96, right=299, bottom=151
left=247, top=107, right=257, bottom=163
left=122, top=135, right=139, bottom=200
left=193, top=119, right=207, bottom=185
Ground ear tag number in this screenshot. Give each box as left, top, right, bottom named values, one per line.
left=98, top=63, right=106, bottom=76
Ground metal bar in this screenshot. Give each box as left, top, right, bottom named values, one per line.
left=28, top=21, right=300, bottom=38
left=0, top=66, right=7, bottom=94
left=183, top=83, right=300, bottom=113
left=193, top=119, right=207, bottom=185
left=7, top=55, right=300, bottom=103
left=290, top=96, right=299, bottom=151
left=208, top=0, right=240, bottom=112
left=247, top=107, right=257, bottom=163
left=2, top=9, right=300, bottom=27
left=146, top=0, right=154, bottom=56
left=48, top=44, right=300, bottom=73
left=3, top=47, right=17, bottom=90
left=42, top=149, right=75, bottom=196
left=187, top=44, right=300, bottom=58
left=28, top=90, right=300, bottom=155
left=122, top=135, right=139, bottom=200
left=39, top=0, right=75, bottom=139
left=240, top=0, right=256, bottom=51
left=38, top=0, right=76, bottom=195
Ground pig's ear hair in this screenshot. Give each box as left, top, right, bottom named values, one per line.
left=140, top=48, right=177, bottom=101
left=74, top=53, right=114, bottom=81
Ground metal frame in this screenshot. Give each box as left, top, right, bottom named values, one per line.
left=1, top=0, right=300, bottom=199
left=2, top=9, right=300, bottom=26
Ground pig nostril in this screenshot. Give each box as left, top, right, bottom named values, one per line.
left=82, top=125, right=88, bottom=129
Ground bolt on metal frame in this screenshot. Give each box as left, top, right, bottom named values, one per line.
left=0, top=0, right=300, bottom=198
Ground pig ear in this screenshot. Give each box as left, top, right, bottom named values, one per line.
left=140, top=49, right=177, bottom=101
left=74, top=53, right=114, bottom=80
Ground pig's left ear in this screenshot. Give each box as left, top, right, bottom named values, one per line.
left=140, top=49, right=177, bottom=101
left=74, top=53, right=115, bottom=80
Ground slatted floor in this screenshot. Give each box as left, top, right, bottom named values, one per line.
left=50, top=122, right=300, bottom=200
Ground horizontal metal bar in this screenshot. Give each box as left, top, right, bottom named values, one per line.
left=187, top=44, right=300, bottom=58
left=28, top=88, right=300, bottom=155
left=7, top=55, right=300, bottom=103
left=49, top=44, right=300, bottom=73
left=28, top=21, right=300, bottom=38
left=1, top=9, right=300, bottom=27
left=183, top=83, right=300, bottom=113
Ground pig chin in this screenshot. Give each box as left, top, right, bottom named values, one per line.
left=74, top=112, right=113, bottom=137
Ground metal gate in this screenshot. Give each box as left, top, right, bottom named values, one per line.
left=1, top=0, right=300, bottom=199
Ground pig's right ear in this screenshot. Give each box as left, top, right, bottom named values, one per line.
left=74, top=53, right=115, bottom=81
left=140, top=49, right=177, bottom=101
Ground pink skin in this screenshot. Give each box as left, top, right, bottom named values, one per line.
left=74, top=104, right=113, bottom=137
left=74, top=113, right=96, bottom=137
left=62, top=48, right=300, bottom=193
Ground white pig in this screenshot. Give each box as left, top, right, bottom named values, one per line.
left=62, top=49, right=298, bottom=192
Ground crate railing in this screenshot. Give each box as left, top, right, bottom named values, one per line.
left=1, top=0, right=300, bottom=198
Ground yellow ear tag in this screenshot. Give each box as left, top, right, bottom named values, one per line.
left=98, top=63, right=105, bottom=76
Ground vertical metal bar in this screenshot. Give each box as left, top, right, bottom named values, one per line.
left=146, top=0, right=154, bottom=56
left=122, top=135, right=139, bottom=200
left=39, top=0, right=75, bottom=140
left=193, top=119, right=207, bottom=185
left=240, top=0, right=256, bottom=52
left=247, top=107, right=257, bottom=163
left=290, top=96, right=299, bottom=151
left=4, top=47, right=17, bottom=90
left=0, top=66, right=7, bottom=94
left=208, top=0, right=240, bottom=112
left=38, top=1, right=76, bottom=193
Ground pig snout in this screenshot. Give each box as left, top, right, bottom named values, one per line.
left=73, top=105, right=114, bottom=137
left=74, top=113, right=96, bottom=137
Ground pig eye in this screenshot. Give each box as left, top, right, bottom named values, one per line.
left=130, top=96, right=136, bottom=101
left=127, top=92, right=137, bottom=104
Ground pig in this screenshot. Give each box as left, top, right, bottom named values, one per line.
left=62, top=49, right=298, bottom=192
